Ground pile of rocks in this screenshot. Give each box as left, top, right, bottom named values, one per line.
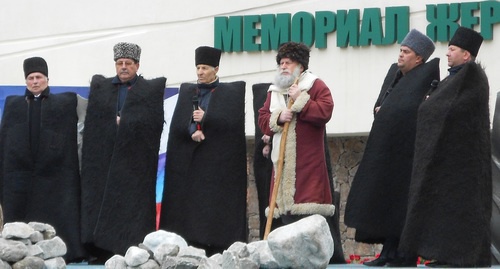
left=0, top=222, right=67, bottom=269
left=106, top=214, right=334, bottom=269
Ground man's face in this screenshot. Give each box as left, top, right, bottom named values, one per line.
left=397, top=45, right=422, bottom=75
left=26, top=72, right=48, bottom=95
left=196, top=64, right=218, bottom=84
left=274, top=57, right=303, bottom=88
left=278, top=57, right=302, bottom=77
left=115, top=58, right=139, bottom=82
left=446, top=45, right=469, bottom=68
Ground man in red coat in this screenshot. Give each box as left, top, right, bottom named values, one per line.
left=258, top=42, right=335, bottom=225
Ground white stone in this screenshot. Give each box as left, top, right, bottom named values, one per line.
left=239, top=258, right=259, bottom=269
left=209, top=253, right=223, bottom=265
left=226, top=242, right=248, bottom=258
left=134, top=259, right=160, bottom=269
left=0, top=238, right=29, bottom=262
left=104, top=255, right=126, bottom=269
left=142, top=230, right=187, bottom=253
left=28, top=222, right=56, bottom=240
left=43, top=257, right=66, bottom=269
left=177, top=245, right=206, bottom=261
left=27, top=245, right=44, bottom=258
left=0, top=259, right=11, bottom=269
left=12, top=256, right=44, bottom=269
left=124, top=246, right=150, bottom=267
left=29, top=231, right=44, bottom=244
left=267, top=214, right=334, bottom=269
left=153, top=243, right=179, bottom=265
left=198, top=257, right=222, bottom=269
left=35, top=236, right=67, bottom=259
left=221, top=251, right=239, bottom=269
left=2, top=223, right=34, bottom=239
left=247, top=240, right=279, bottom=269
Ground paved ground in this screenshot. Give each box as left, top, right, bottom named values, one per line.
left=328, top=265, right=500, bottom=268
left=67, top=264, right=500, bottom=268
left=69, top=261, right=369, bottom=268
left=65, top=263, right=373, bottom=268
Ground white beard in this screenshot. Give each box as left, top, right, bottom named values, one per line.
left=273, top=66, right=301, bottom=89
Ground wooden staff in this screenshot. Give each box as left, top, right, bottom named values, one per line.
left=263, top=77, right=299, bottom=239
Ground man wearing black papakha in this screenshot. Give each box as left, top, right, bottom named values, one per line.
left=0, top=57, right=87, bottom=262
left=399, top=26, right=491, bottom=268
left=81, top=42, right=166, bottom=262
left=159, top=46, right=247, bottom=256
left=345, top=29, right=439, bottom=267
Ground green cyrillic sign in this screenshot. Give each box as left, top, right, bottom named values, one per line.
left=214, top=1, right=499, bottom=52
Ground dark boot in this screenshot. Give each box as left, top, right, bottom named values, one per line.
left=386, top=256, right=418, bottom=267
left=363, top=238, right=398, bottom=267
left=363, top=256, right=393, bottom=267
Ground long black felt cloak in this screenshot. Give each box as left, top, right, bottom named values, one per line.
left=344, top=58, right=440, bottom=243
left=81, top=75, right=165, bottom=255
left=159, top=81, right=247, bottom=251
left=491, top=92, right=500, bottom=265
left=0, top=90, right=86, bottom=261
left=399, top=62, right=491, bottom=267
left=252, top=83, right=276, bottom=239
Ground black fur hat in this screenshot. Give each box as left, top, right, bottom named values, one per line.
left=195, top=46, right=221, bottom=67
left=23, top=57, right=48, bottom=78
left=449, top=27, right=483, bottom=57
left=276, top=42, right=310, bottom=70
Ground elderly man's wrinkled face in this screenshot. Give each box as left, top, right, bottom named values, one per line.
left=196, top=64, right=218, bottom=84
left=26, top=72, right=48, bottom=95
left=274, top=57, right=303, bottom=88
left=115, top=58, right=139, bottom=83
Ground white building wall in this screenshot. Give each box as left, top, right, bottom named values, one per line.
left=0, top=0, right=498, bottom=136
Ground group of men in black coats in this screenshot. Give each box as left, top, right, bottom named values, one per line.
left=0, top=25, right=493, bottom=267
left=0, top=38, right=346, bottom=264
left=0, top=42, right=254, bottom=264
left=0, top=42, right=168, bottom=263
left=346, top=26, right=492, bottom=267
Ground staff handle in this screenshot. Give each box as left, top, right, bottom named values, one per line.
left=263, top=77, right=299, bottom=239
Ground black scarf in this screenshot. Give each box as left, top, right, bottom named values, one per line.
left=25, top=87, right=50, bottom=157
left=197, top=77, right=219, bottom=90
